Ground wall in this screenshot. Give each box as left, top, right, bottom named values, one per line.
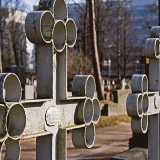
left=101, top=89, right=131, bottom=116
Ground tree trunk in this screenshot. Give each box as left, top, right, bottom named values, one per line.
left=117, top=6, right=121, bottom=82
left=88, top=0, right=104, bottom=100
left=83, top=2, right=88, bottom=55
left=0, top=5, right=3, bottom=72
left=0, top=33, right=3, bottom=72
left=159, top=0, right=160, bottom=26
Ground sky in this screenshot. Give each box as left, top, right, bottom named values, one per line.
left=23, top=0, right=38, bottom=11
left=23, top=0, right=85, bottom=12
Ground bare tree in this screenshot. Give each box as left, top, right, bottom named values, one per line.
left=89, top=0, right=104, bottom=100
left=67, top=47, right=93, bottom=79
left=118, top=1, right=139, bottom=78
left=68, top=0, right=140, bottom=89
left=100, top=1, right=139, bottom=78
left=0, top=0, right=28, bottom=70
left=67, top=0, right=104, bottom=99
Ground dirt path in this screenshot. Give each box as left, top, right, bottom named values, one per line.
left=9, top=122, right=132, bottom=160
left=67, top=122, right=132, bottom=160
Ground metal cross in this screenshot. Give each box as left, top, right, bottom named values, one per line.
left=126, top=26, right=160, bottom=160
left=0, top=0, right=101, bottom=159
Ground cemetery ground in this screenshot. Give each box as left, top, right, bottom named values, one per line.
left=17, top=116, right=132, bottom=160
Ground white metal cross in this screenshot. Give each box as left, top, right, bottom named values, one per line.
left=126, top=26, right=160, bottom=160
left=0, top=0, right=101, bottom=159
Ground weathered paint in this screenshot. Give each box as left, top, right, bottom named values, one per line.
left=74, top=98, right=93, bottom=125
left=131, top=74, right=148, bottom=93
left=25, top=11, right=54, bottom=44
left=7, top=103, right=26, bottom=140
left=66, top=18, right=77, bottom=47
left=92, top=98, right=101, bottom=124
left=45, top=107, right=60, bottom=126
left=0, top=73, right=21, bottom=104
left=0, top=104, right=7, bottom=142
left=0, top=0, right=101, bottom=159
left=72, top=123, right=95, bottom=148
left=72, top=75, right=96, bottom=98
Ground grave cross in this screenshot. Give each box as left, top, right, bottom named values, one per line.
left=0, top=0, right=101, bottom=159
left=126, top=26, right=160, bottom=159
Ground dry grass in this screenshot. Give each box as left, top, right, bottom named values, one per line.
left=95, top=115, right=131, bottom=128
left=100, top=100, right=114, bottom=104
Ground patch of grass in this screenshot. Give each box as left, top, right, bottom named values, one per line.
left=100, top=100, right=113, bottom=104
left=95, top=115, right=131, bottom=128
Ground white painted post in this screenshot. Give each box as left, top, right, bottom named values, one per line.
left=126, top=26, right=160, bottom=160
left=0, top=0, right=101, bottom=159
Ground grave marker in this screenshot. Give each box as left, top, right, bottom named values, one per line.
left=0, top=0, right=101, bottom=159
left=126, top=26, right=160, bottom=159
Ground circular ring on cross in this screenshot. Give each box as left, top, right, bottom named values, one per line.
left=0, top=73, right=22, bottom=105
left=131, top=74, right=148, bottom=94
left=72, top=75, right=96, bottom=99
left=72, top=123, right=95, bottom=148
left=6, top=103, right=26, bottom=140
left=66, top=18, right=77, bottom=48
left=145, top=38, right=160, bottom=59
left=25, top=11, right=54, bottom=44
left=126, top=93, right=143, bottom=118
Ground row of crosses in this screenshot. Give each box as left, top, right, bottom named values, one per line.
left=0, top=0, right=101, bottom=159
left=126, top=26, right=160, bottom=160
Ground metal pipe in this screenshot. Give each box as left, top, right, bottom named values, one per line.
left=92, top=98, right=100, bottom=124
left=3, top=139, right=20, bottom=160
left=72, top=75, right=96, bottom=99
left=25, top=11, right=54, bottom=44
left=0, top=104, right=7, bottom=142
left=131, top=115, right=148, bottom=134
left=72, top=123, right=95, bottom=148
left=7, top=103, right=26, bottom=140
left=66, top=18, right=77, bottom=48
left=74, top=98, right=93, bottom=125
left=52, top=20, right=66, bottom=52
left=126, top=93, right=143, bottom=118
left=53, top=0, right=68, bottom=21
left=142, top=93, right=149, bottom=114
left=131, top=74, right=148, bottom=93
left=0, top=73, right=22, bottom=104
left=150, top=26, right=160, bottom=38
left=145, top=38, right=160, bottom=58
